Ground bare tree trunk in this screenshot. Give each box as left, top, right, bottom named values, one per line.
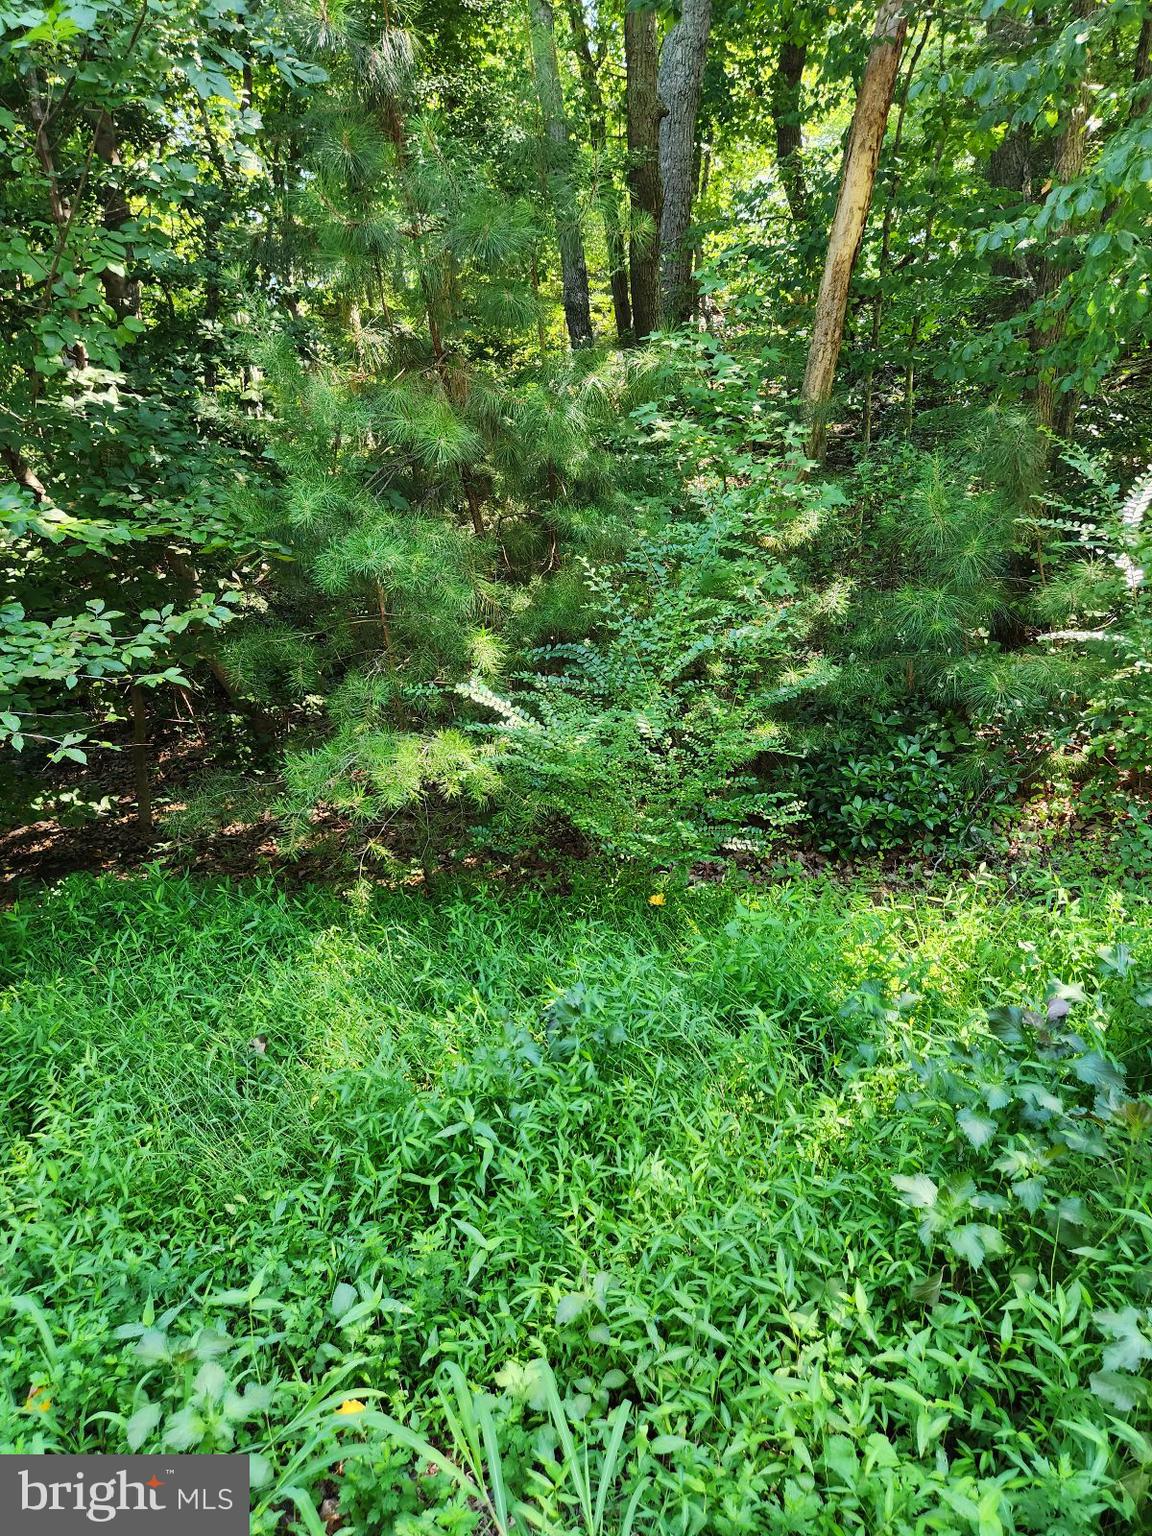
left=625, top=3, right=663, bottom=340
left=92, top=111, right=141, bottom=323
left=527, top=0, right=594, bottom=348
left=800, top=0, right=909, bottom=462
left=565, top=0, right=631, bottom=342
left=771, top=39, right=809, bottom=228
left=1033, top=7, right=1095, bottom=439
left=1132, top=12, right=1152, bottom=98
left=1033, top=98, right=1088, bottom=436
left=657, top=0, right=712, bottom=325
left=131, top=684, right=154, bottom=837
left=1, top=445, right=49, bottom=501
left=861, top=16, right=930, bottom=446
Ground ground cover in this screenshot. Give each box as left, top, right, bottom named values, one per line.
left=1, top=871, right=1150, bottom=1533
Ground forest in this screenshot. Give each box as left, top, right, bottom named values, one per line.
left=1, top=0, right=1152, bottom=1530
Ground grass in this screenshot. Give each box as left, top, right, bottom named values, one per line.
left=1, top=868, right=1150, bottom=1533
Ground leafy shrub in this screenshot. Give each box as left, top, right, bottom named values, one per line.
left=464, top=448, right=842, bottom=866
left=798, top=713, right=1022, bottom=856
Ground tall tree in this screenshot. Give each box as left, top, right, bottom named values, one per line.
left=771, top=36, right=809, bottom=229
left=1032, top=1, right=1100, bottom=441
left=565, top=0, right=632, bottom=342
left=657, top=0, right=712, bottom=324
left=1032, top=83, right=1089, bottom=438
left=625, top=1, right=664, bottom=339
left=800, top=0, right=908, bottom=460
left=527, top=0, right=595, bottom=347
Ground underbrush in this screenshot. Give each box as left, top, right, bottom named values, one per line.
left=1, top=872, right=1150, bottom=1533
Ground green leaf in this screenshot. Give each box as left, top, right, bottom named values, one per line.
left=893, top=1174, right=938, bottom=1209
left=1097, top=944, right=1132, bottom=978
left=987, top=1006, right=1024, bottom=1044
left=957, top=1108, right=997, bottom=1149
left=864, top=1431, right=899, bottom=1470
left=248, top=1454, right=272, bottom=1490
left=555, top=1294, right=588, bottom=1327
left=1072, top=1052, right=1125, bottom=1094
left=1089, top=1370, right=1144, bottom=1412
left=1096, top=1308, right=1152, bottom=1372
left=823, top=1434, right=859, bottom=1483
left=331, top=1282, right=358, bottom=1320
left=947, top=1223, right=1005, bottom=1270
left=135, top=1330, right=169, bottom=1363
left=910, top=1272, right=943, bottom=1306
left=650, top=1435, right=691, bottom=1454
left=1011, top=1177, right=1046, bottom=1213
left=125, top=1401, right=162, bottom=1451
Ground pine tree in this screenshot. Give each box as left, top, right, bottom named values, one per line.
left=217, top=5, right=647, bottom=842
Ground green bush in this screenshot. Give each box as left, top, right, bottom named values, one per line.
left=796, top=713, right=1022, bottom=856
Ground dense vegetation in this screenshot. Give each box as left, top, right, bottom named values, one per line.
left=1, top=0, right=1151, bottom=1529
left=2, top=873, right=1151, bottom=1532
left=1, top=0, right=1149, bottom=869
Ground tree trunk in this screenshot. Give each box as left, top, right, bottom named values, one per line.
left=861, top=15, right=930, bottom=446
left=657, top=0, right=712, bottom=325
left=25, top=68, right=88, bottom=369
left=800, top=0, right=908, bottom=462
left=131, top=684, right=154, bottom=837
left=771, top=39, right=809, bottom=228
left=1133, top=12, right=1152, bottom=99
left=1033, top=90, right=1088, bottom=436
left=1, top=445, right=48, bottom=501
left=92, top=111, right=141, bottom=322
left=625, top=3, right=663, bottom=340
left=527, top=0, right=594, bottom=348
left=564, top=0, right=631, bottom=342
left=985, top=11, right=1041, bottom=312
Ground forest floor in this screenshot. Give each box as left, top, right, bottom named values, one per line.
left=1, top=711, right=1137, bottom=901
left=2, top=870, right=1150, bottom=1530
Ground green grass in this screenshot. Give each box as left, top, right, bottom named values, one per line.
left=1, top=870, right=1151, bottom=1533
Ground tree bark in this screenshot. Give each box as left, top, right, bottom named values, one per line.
left=24, top=68, right=88, bottom=369
left=92, top=111, right=141, bottom=323
left=527, top=0, right=594, bottom=348
left=1133, top=12, right=1152, bottom=99
left=131, top=684, right=154, bottom=837
left=800, top=0, right=908, bottom=462
left=861, top=15, right=930, bottom=446
left=564, top=0, right=631, bottom=342
left=771, top=39, right=809, bottom=228
left=1, top=445, right=48, bottom=502
left=657, top=0, right=712, bottom=325
left=625, top=3, right=663, bottom=339
left=985, top=11, right=1041, bottom=310
left=1033, top=84, right=1089, bottom=437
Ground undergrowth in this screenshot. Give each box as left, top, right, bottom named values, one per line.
left=1, top=872, right=1150, bottom=1533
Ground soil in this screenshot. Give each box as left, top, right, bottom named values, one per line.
left=0, top=721, right=334, bottom=896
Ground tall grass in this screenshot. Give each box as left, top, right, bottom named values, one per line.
left=1, top=871, right=1150, bottom=1532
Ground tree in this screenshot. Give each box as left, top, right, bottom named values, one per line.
left=564, top=0, right=632, bottom=342
left=657, top=0, right=713, bottom=323
left=527, top=0, right=595, bottom=347
left=0, top=0, right=315, bottom=774
left=625, top=1, right=663, bottom=339
left=219, top=11, right=647, bottom=834
left=800, top=0, right=908, bottom=460
left=771, top=35, right=809, bottom=230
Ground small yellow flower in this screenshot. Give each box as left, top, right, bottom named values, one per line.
left=24, top=1386, right=51, bottom=1413
left=336, top=1398, right=366, bottom=1416
left=648, top=893, right=665, bottom=906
